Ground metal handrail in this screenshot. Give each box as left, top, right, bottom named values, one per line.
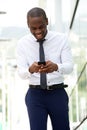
left=69, top=0, right=87, bottom=129
left=73, top=115, right=87, bottom=130
left=69, top=0, right=80, bottom=29
left=69, top=62, right=87, bottom=130
left=70, top=62, right=87, bottom=97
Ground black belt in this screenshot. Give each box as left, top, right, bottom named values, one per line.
left=29, top=83, right=68, bottom=90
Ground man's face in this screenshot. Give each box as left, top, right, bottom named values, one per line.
left=27, top=16, right=48, bottom=40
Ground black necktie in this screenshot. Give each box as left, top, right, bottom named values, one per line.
left=38, top=39, right=47, bottom=89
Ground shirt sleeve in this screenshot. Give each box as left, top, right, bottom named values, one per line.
left=57, top=35, right=74, bottom=74
left=16, top=40, right=31, bottom=79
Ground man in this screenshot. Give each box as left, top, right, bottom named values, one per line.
left=17, top=7, right=73, bottom=130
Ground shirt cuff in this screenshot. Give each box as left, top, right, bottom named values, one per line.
left=56, top=63, right=64, bottom=74
left=18, top=67, right=31, bottom=79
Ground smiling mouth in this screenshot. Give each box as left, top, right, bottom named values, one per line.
left=35, top=34, right=43, bottom=39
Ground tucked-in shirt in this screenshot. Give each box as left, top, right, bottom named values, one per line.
left=17, top=30, right=73, bottom=86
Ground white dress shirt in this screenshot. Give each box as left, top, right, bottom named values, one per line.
left=17, top=30, right=73, bottom=86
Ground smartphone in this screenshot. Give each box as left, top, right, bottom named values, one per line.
left=38, top=61, right=46, bottom=65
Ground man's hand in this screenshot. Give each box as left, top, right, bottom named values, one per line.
left=29, top=62, right=41, bottom=73
left=39, top=60, right=58, bottom=73
left=29, top=61, right=58, bottom=74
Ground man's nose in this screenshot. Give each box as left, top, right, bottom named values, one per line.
left=35, top=29, right=42, bottom=34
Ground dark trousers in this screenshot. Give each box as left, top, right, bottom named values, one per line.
left=25, top=87, right=70, bottom=130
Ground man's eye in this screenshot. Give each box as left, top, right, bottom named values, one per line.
left=39, top=26, right=44, bottom=29
left=31, top=28, right=36, bottom=30
left=39, top=25, right=45, bottom=29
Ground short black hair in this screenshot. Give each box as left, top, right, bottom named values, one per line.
left=27, top=7, right=47, bottom=20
